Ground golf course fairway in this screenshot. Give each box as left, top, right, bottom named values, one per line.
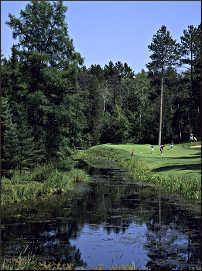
left=103, top=142, right=201, bottom=180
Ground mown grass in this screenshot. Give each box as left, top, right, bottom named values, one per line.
left=104, top=142, right=201, bottom=178
left=73, top=142, right=201, bottom=201
left=2, top=162, right=91, bottom=205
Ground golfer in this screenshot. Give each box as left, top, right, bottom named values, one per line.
left=160, top=145, right=164, bottom=155
left=170, top=142, right=174, bottom=149
left=151, top=145, right=154, bottom=153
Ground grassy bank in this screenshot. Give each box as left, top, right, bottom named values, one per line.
left=73, top=142, right=201, bottom=201
left=2, top=162, right=91, bottom=205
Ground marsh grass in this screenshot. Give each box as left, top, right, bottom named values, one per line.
left=1, top=256, right=75, bottom=270
left=67, top=168, right=90, bottom=183
left=1, top=255, right=137, bottom=270
left=2, top=162, right=91, bottom=205
left=2, top=255, right=200, bottom=270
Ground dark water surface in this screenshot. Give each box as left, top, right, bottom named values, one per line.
left=1, top=162, right=201, bottom=270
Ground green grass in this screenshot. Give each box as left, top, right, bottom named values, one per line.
left=103, top=142, right=201, bottom=179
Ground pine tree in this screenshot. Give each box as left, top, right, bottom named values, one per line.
left=88, top=77, right=103, bottom=145
left=6, top=0, right=83, bottom=68
left=6, top=0, right=83, bottom=160
left=1, top=98, right=19, bottom=174
left=147, top=25, right=180, bottom=145
left=180, top=24, right=200, bottom=136
left=16, top=106, right=43, bottom=172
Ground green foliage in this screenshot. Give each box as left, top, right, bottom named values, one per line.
left=53, top=157, right=75, bottom=171
left=6, top=0, right=83, bottom=68
left=111, top=105, right=130, bottom=143
left=1, top=97, right=19, bottom=172
left=16, top=107, right=43, bottom=171
left=179, top=24, right=201, bottom=136
left=147, top=25, right=180, bottom=72
left=100, top=106, right=130, bottom=144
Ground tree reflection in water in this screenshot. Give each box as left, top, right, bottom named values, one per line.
left=144, top=195, right=201, bottom=270
left=2, top=222, right=86, bottom=268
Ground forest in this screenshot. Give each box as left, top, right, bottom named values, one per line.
left=1, top=0, right=200, bottom=176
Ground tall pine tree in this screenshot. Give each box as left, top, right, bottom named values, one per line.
left=147, top=26, right=180, bottom=145
left=180, top=24, right=201, bottom=136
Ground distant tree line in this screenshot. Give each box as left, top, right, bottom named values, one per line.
left=1, top=0, right=200, bottom=174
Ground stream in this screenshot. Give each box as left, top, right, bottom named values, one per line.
left=1, top=160, right=201, bottom=270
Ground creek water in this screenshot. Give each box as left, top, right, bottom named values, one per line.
left=1, top=160, right=201, bottom=270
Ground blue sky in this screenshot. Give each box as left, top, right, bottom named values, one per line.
left=1, top=1, right=201, bottom=73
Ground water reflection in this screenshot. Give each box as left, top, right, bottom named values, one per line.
left=2, top=164, right=201, bottom=270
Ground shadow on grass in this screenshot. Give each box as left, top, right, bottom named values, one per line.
left=166, top=156, right=201, bottom=160
left=192, top=152, right=201, bottom=156
left=152, top=163, right=201, bottom=173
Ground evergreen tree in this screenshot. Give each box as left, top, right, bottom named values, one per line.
left=180, top=24, right=201, bottom=136
left=131, top=70, right=152, bottom=142
left=88, top=77, right=103, bottom=145
left=147, top=25, right=180, bottom=145
left=16, top=106, right=43, bottom=172
left=6, top=0, right=83, bottom=68
left=104, top=61, right=120, bottom=108
left=6, top=0, right=83, bottom=160
left=100, top=105, right=130, bottom=144
left=1, top=98, right=19, bottom=174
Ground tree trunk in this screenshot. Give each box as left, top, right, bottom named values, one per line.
left=189, top=40, right=193, bottom=135
left=179, top=122, right=182, bottom=142
left=103, top=95, right=106, bottom=113
left=158, top=73, right=164, bottom=145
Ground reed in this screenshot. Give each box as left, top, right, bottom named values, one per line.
left=1, top=255, right=137, bottom=270
left=2, top=255, right=200, bottom=270
left=2, top=164, right=91, bottom=205
left=67, top=168, right=90, bottom=183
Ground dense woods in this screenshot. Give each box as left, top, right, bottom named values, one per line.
left=1, top=0, right=200, bottom=175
